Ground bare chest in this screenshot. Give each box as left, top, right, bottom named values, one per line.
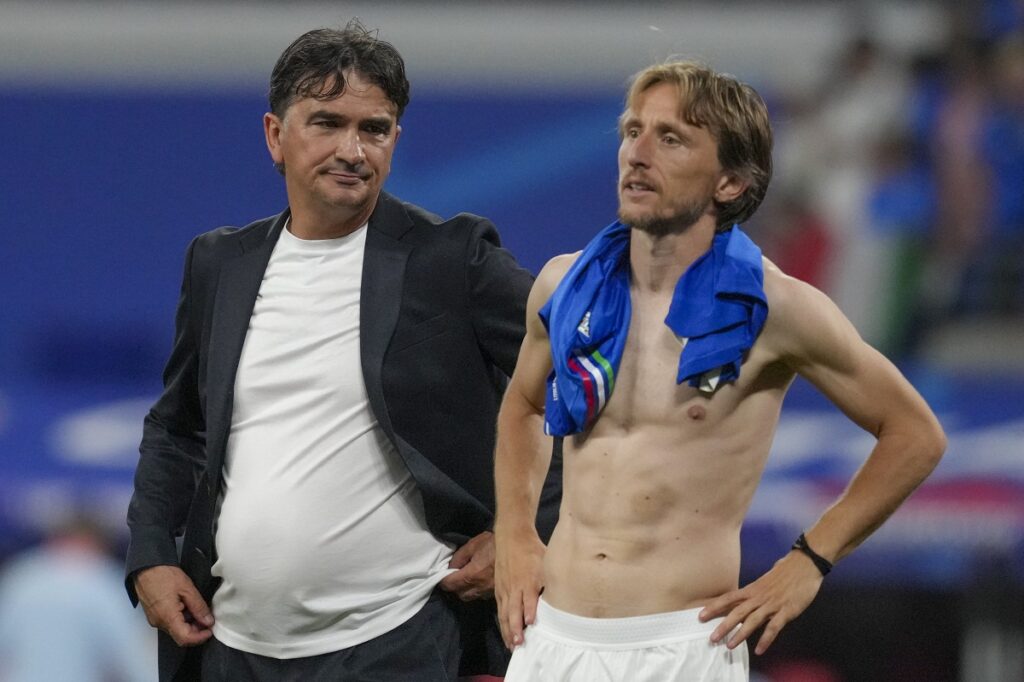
left=595, top=292, right=760, bottom=433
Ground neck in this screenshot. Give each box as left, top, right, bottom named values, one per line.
left=628, top=220, right=716, bottom=293
left=287, top=198, right=376, bottom=240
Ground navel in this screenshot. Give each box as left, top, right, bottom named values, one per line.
left=687, top=404, right=707, bottom=421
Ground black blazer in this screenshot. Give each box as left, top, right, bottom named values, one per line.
left=126, top=192, right=560, bottom=680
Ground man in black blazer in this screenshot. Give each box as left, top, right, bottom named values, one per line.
left=126, top=22, right=558, bottom=681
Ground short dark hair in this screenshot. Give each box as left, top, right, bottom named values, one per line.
left=268, top=20, right=410, bottom=120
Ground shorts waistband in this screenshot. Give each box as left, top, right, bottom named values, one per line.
left=534, top=598, right=718, bottom=647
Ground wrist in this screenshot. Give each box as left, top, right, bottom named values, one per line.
left=791, top=532, right=833, bottom=576
left=494, top=519, right=541, bottom=542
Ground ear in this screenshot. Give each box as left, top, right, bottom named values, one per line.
left=264, top=112, right=285, bottom=166
left=394, top=124, right=402, bottom=145
left=714, top=171, right=749, bottom=205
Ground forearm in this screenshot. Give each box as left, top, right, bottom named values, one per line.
left=126, top=409, right=206, bottom=577
left=803, top=417, right=945, bottom=563
left=494, top=396, right=552, bottom=536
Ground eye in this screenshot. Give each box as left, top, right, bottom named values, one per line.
left=662, top=134, right=681, bottom=146
left=314, top=119, right=338, bottom=129
left=626, top=128, right=640, bottom=139
left=364, top=123, right=390, bottom=136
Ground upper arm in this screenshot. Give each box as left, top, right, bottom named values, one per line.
left=128, top=237, right=208, bottom=575
left=145, top=236, right=206, bottom=452
left=505, top=253, right=578, bottom=415
left=464, top=219, right=535, bottom=376
left=764, top=268, right=942, bottom=441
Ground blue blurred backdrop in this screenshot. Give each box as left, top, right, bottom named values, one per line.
left=1, top=2, right=1023, bottom=680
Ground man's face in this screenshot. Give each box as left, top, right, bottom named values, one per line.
left=617, top=82, right=733, bottom=236
left=264, top=71, right=400, bottom=229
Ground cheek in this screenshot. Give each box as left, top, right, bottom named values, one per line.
left=617, top=141, right=631, bottom=167
left=374, top=148, right=396, bottom=175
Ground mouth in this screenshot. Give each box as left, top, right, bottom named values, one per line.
left=323, top=169, right=367, bottom=186
left=621, top=179, right=657, bottom=196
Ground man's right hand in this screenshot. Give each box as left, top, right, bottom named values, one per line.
left=494, top=527, right=546, bottom=650
left=134, top=565, right=214, bottom=647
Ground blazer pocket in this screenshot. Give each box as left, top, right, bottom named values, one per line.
left=389, top=312, right=452, bottom=354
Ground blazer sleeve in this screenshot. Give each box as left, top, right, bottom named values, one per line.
left=463, top=217, right=533, bottom=376
left=124, top=236, right=208, bottom=603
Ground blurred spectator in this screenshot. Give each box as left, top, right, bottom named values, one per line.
left=921, top=33, right=991, bottom=320
left=980, top=0, right=1024, bottom=40
left=866, top=129, right=937, bottom=356
left=964, top=32, right=1024, bottom=314
left=915, top=28, right=1024, bottom=319
left=789, top=36, right=912, bottom=345
left=0, top=515, right=155, bottom=682
left=753, top=187, right=834, bottom=292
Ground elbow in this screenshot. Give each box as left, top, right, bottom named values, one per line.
left=931, top=422, right=947, bottom=463
left=918, top=417, right=947, bottom=476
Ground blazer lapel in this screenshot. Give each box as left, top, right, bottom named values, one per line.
left=360, top=194, right=413, bottom=438
left=205, top=211, right=288, bottom=477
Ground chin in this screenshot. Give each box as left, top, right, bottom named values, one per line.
left=617, top=205, right=649, bottom=227
left=618, top=207, right=661, bottom=231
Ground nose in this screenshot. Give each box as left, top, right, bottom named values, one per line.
left=624, top=131, right=652, bottom=169
left=334, top=129, right=365, bottom=166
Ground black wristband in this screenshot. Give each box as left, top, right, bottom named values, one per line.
left=792, top=533, right=833, bottom=576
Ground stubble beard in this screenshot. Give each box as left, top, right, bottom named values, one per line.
left=618, top=197, right=711, bottom=238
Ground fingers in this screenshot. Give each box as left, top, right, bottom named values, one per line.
left=495, top=577, right=527, bottom=649
left=438, top=571, right=466, bottom=594
left=523, top=588, right=539, bottom=627
left=699, top=588, right=742, bottom=622
left=504, top=589, right=525, bottom=649
left=166, top=607, right=214, bottom=647
left=439, top=566, right=494, bottom=601
left=450, top=531, right=493, bottom=568
left=496, top=595, right=514, bottom=649
left=709, top=597, right=756, bottom=646
left=448, top=542, right=472, bottom=570
left=167, top=582, right=214, bottom=647
left=725, top=604, right=769, bottom=649
left=717, top=606, right=788, bottom=655
left=493, top=531, right=543, bottom=650
left=702, top=570, right=808, bottom=655
left=180, top=585, right=215, bottom=628
left=440, top=534, right=496, bottom=600
left=502, top=582, right=542, bottom=650
left=135, top=565, right=214, bottom=647
left=754, top=614, right=786, bottom=655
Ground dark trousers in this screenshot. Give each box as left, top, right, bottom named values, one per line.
left=200, top=592, right=462, bottom=682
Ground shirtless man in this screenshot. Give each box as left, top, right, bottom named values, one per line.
left=493, top=61, right=946, bottom=681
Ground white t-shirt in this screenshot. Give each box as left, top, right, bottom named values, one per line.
left=211, top=224, right=455, bottom=659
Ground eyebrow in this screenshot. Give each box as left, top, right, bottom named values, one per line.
left=306, top=110, right=395, bottom=129
left=618, top=113, right=638, bottom=137
left=655, top=121, right=688, bottom=138
left=618, top=114, right=688, bottom=139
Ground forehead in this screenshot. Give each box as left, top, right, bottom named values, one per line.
left=623, top=81, right=716, bottom=135
left=625, top=82, right=687, bottom=122
left=287, top=72, right=398, bottom=118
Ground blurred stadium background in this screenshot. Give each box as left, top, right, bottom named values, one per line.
left=1, top=1, right=1022, bottom=680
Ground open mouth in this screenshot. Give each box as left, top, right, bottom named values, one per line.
left=622, top=181, right=656, bottom=195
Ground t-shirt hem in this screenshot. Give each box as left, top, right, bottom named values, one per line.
left=210, top=570, right=455, bottom=659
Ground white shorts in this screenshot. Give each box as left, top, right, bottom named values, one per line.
left=504, top=598, right=749, bottom=682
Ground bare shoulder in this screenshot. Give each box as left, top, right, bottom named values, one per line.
left=530, top=252, right=581, bottom=310
left=759, top=257, right=862, bottom=372
left=536, top=252, right=580, bottom=291
left=513, top=252, right=581, bottom=389
left=758, top=263, right=944, bottom=448
left=761, top=258, right=827, bottom=326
